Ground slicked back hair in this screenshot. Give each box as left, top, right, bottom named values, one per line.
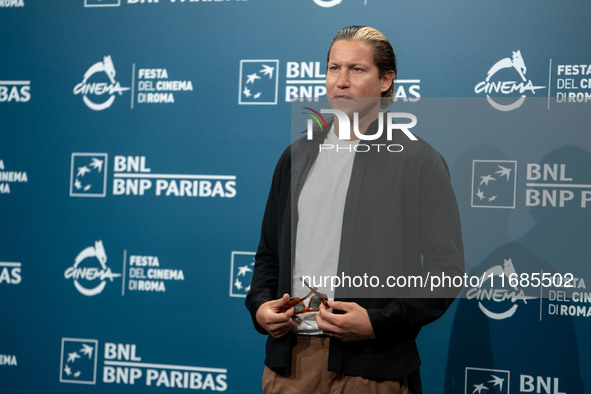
left=327, top=25, right=397, bottom=108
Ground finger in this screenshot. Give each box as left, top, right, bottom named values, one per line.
left=270, top=294, right=292, bottom=313
left=271, top=293, right=291, bottom=307
left=328, top=300, right=355, bottom=312
left=318, top=303, right=341, bottom=325
left=316, top=309, right=340, bottom=334
left=266, top=308, right=293, bottom=324
left=281, top=306, right=295, bottom=318
left=269, top=320, right=293, bottom=338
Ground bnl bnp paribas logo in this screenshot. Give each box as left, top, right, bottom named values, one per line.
left=471, top=160, right=517, bottom=209
left=70, top=153, right=237, bottom=198
left=229, top=251, right=254, bottom=297
left=238, top=60, right=279, bottom=105
left=60, top=338, right=98, bottom=384
left=73, top=55, right=129, bottom=111
left=466, top=367, right=569, bottom=394
left=473, top=159, right=591, bottom=209
left=70, top=153, right=108, bottom=197
left=64, top=240, right=121, bottom=296
left=238, top=60, right=420, bottom=105
left=474, top=50, right=545, bottom=111
left=60, top=339, right=228, bottom=390
left=465, top=367, right=509, bottom=394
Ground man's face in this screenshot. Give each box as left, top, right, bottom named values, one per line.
left=326, top=40, right=394, bottom=116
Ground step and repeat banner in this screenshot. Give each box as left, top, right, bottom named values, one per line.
left=1, top=1, right=591, bottom=393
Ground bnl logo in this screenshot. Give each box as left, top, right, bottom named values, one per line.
left=471, top=160, right=517, bottom=209
left=465, top=367, right=509, bottom=394
left=229, top=251, right=254, bottom=297
left=70, top=153, right=108, bottom=197
left=238, top=60, right=279, bottom=105
left=59, top=338, right=98, bottom=385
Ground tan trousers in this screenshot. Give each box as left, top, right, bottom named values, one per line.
left=262, top=336, right=412, bottom=394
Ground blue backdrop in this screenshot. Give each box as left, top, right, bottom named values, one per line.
left=1, top=1, right=591, bottom=393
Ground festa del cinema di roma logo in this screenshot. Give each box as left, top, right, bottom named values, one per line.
left=466, top=258, right=536, bottom=320
left=474, top=50, right=545, bottom=111
left=73, top=55, right=129, bottom=111
left=64, top=240, right=121, bottom=296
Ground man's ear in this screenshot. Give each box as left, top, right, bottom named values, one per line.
left=381, top=70, right=395, bottom=93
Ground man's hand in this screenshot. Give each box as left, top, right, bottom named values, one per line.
left=316, top=301, right=375, bottom=342
left=255, top=293, right=294, bottom=338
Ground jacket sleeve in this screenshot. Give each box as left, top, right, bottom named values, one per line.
left=245, top=147, right=291, bottom=335
left=367, top=152, right=465, bottom=338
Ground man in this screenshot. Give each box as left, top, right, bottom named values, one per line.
left=246, top=26, right=464, bottom=393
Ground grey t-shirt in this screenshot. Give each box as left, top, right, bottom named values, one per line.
left=292, top=127, right=358, bottom=334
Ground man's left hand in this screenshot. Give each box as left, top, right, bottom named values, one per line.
left=316, top=301, right=376, bottom=342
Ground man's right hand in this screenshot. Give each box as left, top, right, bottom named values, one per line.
left=255, top=293, right=294, bottom=338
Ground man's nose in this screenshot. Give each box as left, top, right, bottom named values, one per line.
left=336, top=71, right=350, bottom=88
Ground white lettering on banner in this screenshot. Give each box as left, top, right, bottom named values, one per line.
left=525, top=163, right=591, bottom=208
left=394, top=80, right=421, bottom=102
left=285, top=61, right=326, bottom=102
left=0, top=172, right=28, bottom=182
left=135, top=67, right=193, bottom=107
left=548, top=304, right=591, bottom=317
left=555, top=64, right=591, bottom=103
left=520, top=375, right=566, bottom=394
left=0, top=0, right=24, bottom=7
left=112, top=155, right=237, bottom=198
left=137, top=93, right=174, bottom=103
left=0, top=159, right=28, bottom=195
left=286, top=62, right=325, bottom=79
left=105, top=343, right=142, bottom=361
left=102, top=342, right=228, bottom=391
left=557, top=64, right=591, bottom=75
left=124, top=253, right=184, bottom=295
left=546, top=277, right=591, bottom=320
left=0, top=354, right=17, bottom=366
left=0, top=81, right=30, bottom=102
left=0, top=262, right=21, bottom=285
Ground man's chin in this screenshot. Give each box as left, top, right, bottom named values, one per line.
left=328, top=97, right=358, bottom=114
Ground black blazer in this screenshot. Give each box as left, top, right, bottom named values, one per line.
left=246, top=117, right=464, bottom=393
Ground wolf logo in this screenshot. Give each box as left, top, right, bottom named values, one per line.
left=82, top=55, right=116, bottom=85
left=486, top=50, right=527, bottom=82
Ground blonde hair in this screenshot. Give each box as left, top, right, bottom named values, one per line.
left=327, top=26, right=397, bottom=108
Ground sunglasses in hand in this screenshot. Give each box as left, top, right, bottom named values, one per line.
left=280, top=277, right=329, bottom=315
